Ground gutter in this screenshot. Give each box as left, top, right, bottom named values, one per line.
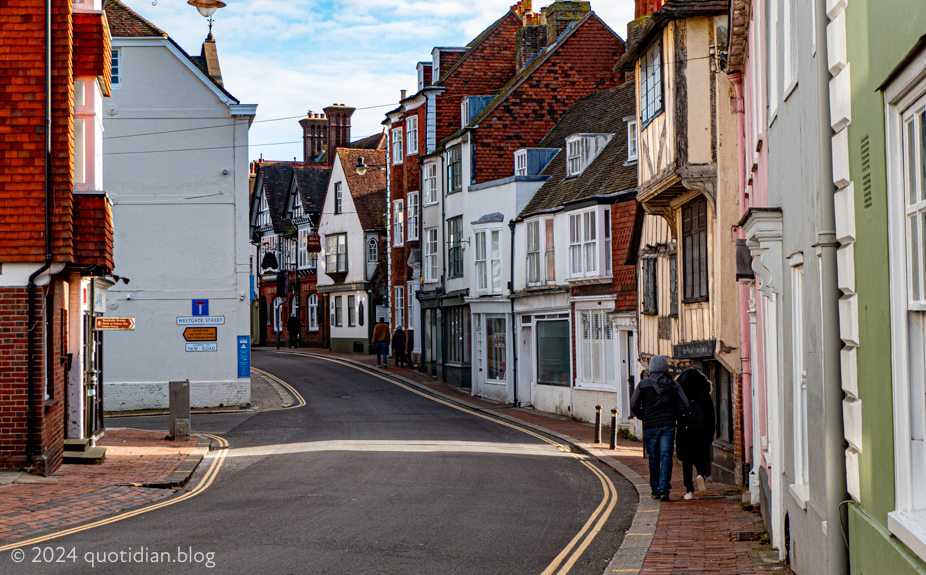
left=28, top=0, right=55, bottom=462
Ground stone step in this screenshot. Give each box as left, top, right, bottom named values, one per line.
left=63, top=438, right=91, bottom=452
left=63, top=447, right=106, bottom=464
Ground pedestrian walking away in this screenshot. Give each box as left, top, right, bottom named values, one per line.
left=631, top=355, right=689, bottom=501
left=392, top=326, right=406, bottom=368
left=372, top=317, right=391, bottom=368
left=675, top=368, right=715, bottom=500
left=287, top=313, right=301, bottom=349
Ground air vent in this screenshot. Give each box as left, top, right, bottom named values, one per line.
left=861, top=134, right=872, bottom=209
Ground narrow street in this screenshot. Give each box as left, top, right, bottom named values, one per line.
left=12, top=352, right=636, bottom=574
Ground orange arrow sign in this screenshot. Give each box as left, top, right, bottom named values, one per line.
left=183, top=327, right=217, bottom=342
left=95, top=317, right=135, bottom=331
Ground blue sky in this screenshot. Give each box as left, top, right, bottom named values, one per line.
left=127, top=0, right=634, bottom=163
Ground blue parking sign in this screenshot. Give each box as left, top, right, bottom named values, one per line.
left=237, top=336, right=250, bottom=378
left=192, top=299, right=209, bottom=316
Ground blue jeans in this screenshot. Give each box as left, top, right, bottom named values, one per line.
left=643, top=426, right=676, bottom=495
left=375, top=342, right=388, bottom=365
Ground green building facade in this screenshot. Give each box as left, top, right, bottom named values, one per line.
left=844, top=0, right=926, bottom=573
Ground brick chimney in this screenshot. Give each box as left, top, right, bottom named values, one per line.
left=516, top=25, right=548, bottom=70
left=542, top=1, right=591, bottom=45
left=635, top=0, right=663, bottom=19
left=299, top=112, right=329, bottom=165
left=323, top=104, right=356, bottom=164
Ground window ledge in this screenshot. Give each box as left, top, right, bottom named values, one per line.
left=789, top=482, right=810, bottom=510
left=624, top=159, right=638, bottom=167
left=889, top=511, right=926, bottom=564
left=573, top=383, right=616, bottom=393
left=567, top=276, right=611, bottom=286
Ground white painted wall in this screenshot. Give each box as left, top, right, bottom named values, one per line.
left=102, top=37, right=255, bottom=410
left=317, top=156, right=368, bottom=287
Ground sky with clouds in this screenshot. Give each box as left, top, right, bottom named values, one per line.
left=127, top=0, right=634, bottom=162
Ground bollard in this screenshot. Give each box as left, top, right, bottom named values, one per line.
left=610, top=409, right=618, bottom=449
left=594, top=405, right=602, bottom=444
left=168, top=380, right=191, bottom=441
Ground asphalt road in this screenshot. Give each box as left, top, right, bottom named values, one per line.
left=8, top=352, right=637, bottom=575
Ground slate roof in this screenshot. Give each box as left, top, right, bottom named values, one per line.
left=519, top=83, right=638, bottom=219
left=350, top=132, right=387, bottom=150
left=259, top=162, right=295, bottom=234
left=337, top=149, right=387, bottom=231
left=105, top=0, right=240, bottom=104
left=292, top=166, right=331, bottom=214
left=615, top=0, right=727, bottom=70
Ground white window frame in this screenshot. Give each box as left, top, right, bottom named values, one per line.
left=424, top=164, right=439, bottom=204
left=347, top=295, right=356, bottom=327
left=526, top=220, right=541, bottom=285
left=460, top=99, right=470, bottom=128
left=566, top=136, right=582, bottom=176
left=544, top=218, right=555, bottom=283
left=640, top=40, right=663, bottom=127
left=782, top=0, right=798, bottom=99
left=407, top=192, right=419, bottom=241
left=406, top=116, right=418, bottom=156
left=110, top=48, right=120, bottom=88
left=515, top=150, right=528, bottom=176
left=307, top=294, right=319, bottom=332
left=575, top=308, right=615, bottom=388
left=475, top=230, right=488, bottom=292
left=432, top=50, right=440, bottom=84
left=789, top=257, right=810, bottom=507
left=258, top=193, right=271, bottom=227
left=367, top=237, right=378, bottom=264
left=298, top=228, right=309, bottom=269
left=567, top=207, right=611, bottom=280
left=885, top=56, right=926, bottom=563
left=334, top=182, right=343, bottom=214
left=272, top=297, right=283, bottom=333
left=424, top=228, right=439, bottom=283
left=474, top=229, right=503, bottom=294
left=627, top=120, right=638, bottom=161
left=326, top=233, right=347, bottom=273
left=391, top=128, right=404, bottom=165
left=768, top=0, right=780, bottom=123
left=394, top=286, right=405, bottom=328
left=393, top=199, right=405, bottom=246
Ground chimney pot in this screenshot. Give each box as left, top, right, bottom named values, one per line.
left=401, top=89, right=407, bottom=100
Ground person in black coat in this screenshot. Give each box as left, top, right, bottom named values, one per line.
left=391, top=326, right=406, bottom=368
left=675, top=368, right=716, bottom=499
left=287, top=313, right=301, bottom=349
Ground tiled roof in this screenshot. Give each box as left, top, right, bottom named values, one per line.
left=350, top=132, right=387, bottom=150
left=292, top=166, right=331, bottom=214
left=259, top=162, right=295, bottom=233
left=615, top=0, right=727, bottom=70
left=519, top=83, right=638, bottom=219
left=436, top=11, right=521, bottom=85
left=104, top=0, right=166, bottom=37
left=337, top=148, right=387, bottom=231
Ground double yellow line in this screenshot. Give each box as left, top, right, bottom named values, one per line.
left=295, top=353, right=619, bottom=575
left=0, top=434, right=229, bottom=553
left=252, top=366, right=307, bottom=409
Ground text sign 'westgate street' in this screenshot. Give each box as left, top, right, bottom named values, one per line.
left=94, top=317, right=136, bottom=331
left=183, top=327, right=217, bottom=342
left=176, top=316, right=225, bottom=325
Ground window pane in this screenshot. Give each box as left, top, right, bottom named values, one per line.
left=908, top=119, right=918, bottom=206
left=545, top=219, right=555, bottom=281
left=913, top=215, right=921, bottom=301
left=486, top=317, right=507, bottom=380
left=920, top=112, right=926, bottom=202
left=537, top=321, right=570, bottom=386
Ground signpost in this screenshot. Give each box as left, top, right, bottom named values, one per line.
left=94, top=317, right=135, bottom=331
left=183, top=327, right=217, bottom=342
left=237, top=336, right=250, bottom=378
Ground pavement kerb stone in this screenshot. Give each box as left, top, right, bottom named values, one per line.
left=296, top=352, right=655, bottom=575
left=120, top=434, right=211, bottom=490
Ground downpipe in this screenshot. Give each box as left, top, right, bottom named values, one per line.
left=508, top=219, right=518, bottom=406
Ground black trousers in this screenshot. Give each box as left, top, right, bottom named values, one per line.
left=289, top=332, right=298, bottom=348
left=682, top=439, right=711, bottom=493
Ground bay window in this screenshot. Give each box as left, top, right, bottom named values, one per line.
left=568, top=207, right=609, bottom=280
left=474, top=229, right=501, bottom=293
left=325, top=233, right=347, bottom=273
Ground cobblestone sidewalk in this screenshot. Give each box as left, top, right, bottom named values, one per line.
left=286, top=348, right=792, bottom=575
left=0, top=429, right=198, bottom=544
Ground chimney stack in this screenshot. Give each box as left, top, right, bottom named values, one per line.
left=634, top=0, right=662, bottom=19
left=323, top=104, right=356, bottom=164
left=543, top=1, right=591, bottom=44
left=516, top=25, right=548, bottom=70
left=401, top=89, right=407, bottom=100
left=299, top=112, right=329, bottom=165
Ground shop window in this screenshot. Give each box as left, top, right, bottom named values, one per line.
left=537, top=320, right=570, bottom=386
left=486, top=315, right=506, bottom=381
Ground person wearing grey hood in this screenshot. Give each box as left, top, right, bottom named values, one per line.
left=631, top=355, right=689, bottom=501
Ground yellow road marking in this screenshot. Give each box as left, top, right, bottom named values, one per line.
left=292, top=353, right=619, bottom=575
left=252, top=366, right=306, bottom=409
left=0, top=434, right=229, bottom=552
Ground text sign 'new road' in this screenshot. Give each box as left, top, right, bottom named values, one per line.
left=186, top=343, right=217, bottom=352
left=177, top=316, right=225, bottom=325
left=183, top=327, right=217, bottom=342
left=94, top=317, right=136, bottom=331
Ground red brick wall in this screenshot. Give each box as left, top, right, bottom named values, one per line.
left=72, top=193, right=114, bottom=269
left=610, top=199, right=637, bottom=312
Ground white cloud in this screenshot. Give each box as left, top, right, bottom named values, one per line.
left=124, top=0, right=634, bottom=162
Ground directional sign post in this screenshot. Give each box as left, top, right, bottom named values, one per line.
left=183, top=327, right=217, bottom=342
left=94, top=317, right=136, bottom=331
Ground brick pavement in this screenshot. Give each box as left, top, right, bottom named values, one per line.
left=0, top=429, right=197, bottom=544
left=288, top=348, right=791, bottom=575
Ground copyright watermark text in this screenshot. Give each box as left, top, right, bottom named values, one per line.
left=8, top=546, right=216, bottom=568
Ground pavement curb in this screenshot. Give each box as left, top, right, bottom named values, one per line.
left=294, top=351, right=656, bottom=575
left=120, top=435, right=211, bottom=490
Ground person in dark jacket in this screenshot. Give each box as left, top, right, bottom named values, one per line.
left=676, top=368, right=715, bottom=500
left=631, top=355, right=689, bottom=501
left=392, top=326, right=406, bottom=367
left=287, top=313, right=301, bottom=349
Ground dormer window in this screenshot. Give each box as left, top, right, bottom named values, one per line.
left=515, top=150, right=528, bottom=176
left=627, top=120, right=638, bottom=162
left=514, top=148, right=558, bottom=177
left=432, top=50, right=440, bottom=84
left=460, top=96, right=494, bottom=127
left=460, top=99, right=469, bottom=129
left=258, top=190, right=271, bottom=227
left=293, top=191, right=303, bottom=218
left=565, top=134, right=613, bottom=178
left=417, top=65, right=425, bottom=91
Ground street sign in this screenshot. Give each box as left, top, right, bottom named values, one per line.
left=186, top=343, right=217, bottom=352
left=95, top=317, right=135, bottom=331
left=183, top=327, right=217, bottom=342
left=192, top=299, right=209, bottom=316
left=237, top=336, right=250, bottom=378
left=176, top=316, right=225, bottom=325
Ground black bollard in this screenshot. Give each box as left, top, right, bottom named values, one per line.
left=594, top=405, right=602, bottom=444
left=610, top=409, right=618, bottom=449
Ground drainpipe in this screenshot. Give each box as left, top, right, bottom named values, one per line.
left=439, top=151, right=447, bottom=382
left=813, top=0, right=849, bottom=570
left=508, top=219, right=518, bottom=406
left=27, top=0, right=55, bottom=461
